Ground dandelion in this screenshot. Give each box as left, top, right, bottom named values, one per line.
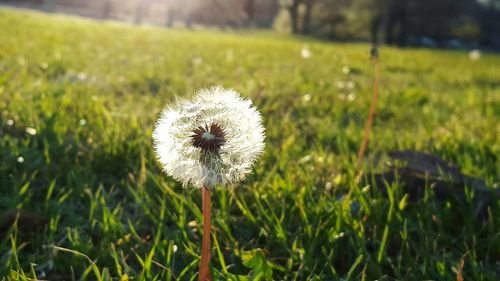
left=301, top=46, right=312, bottom=59
left=153, top=86, right=265, bottom=280
left=153, top=86, right=265, bottom=188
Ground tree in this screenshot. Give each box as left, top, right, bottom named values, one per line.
left=285, top=0, right=302, bottom=33
left=302, top=0, right=317, bottom=34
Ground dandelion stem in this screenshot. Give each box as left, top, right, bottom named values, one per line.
left=357, top=48, right=380, bottom=166
left=199, top=187, right=212, bottom=281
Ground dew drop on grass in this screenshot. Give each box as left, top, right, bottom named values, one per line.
left=17, top=156, right=24, bottom=163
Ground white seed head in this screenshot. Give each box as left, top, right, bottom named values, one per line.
left=469, top=49, right=481, bottom=61
left=153, top=86, right=265, bottom=188
left=301, top=46, right=312, bottom=59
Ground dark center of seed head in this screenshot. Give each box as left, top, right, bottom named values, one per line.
left=191, top=123, right=226, bottom=153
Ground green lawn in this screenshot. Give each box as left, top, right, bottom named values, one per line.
left=0, top=8, right=499, bottom=280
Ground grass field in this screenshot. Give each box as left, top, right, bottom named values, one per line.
left=0, top=8, right=499, bottom=280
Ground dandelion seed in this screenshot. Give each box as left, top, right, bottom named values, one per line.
left=153, top=86, right=265, bottom=188
left=25, top=127, right=37, bottom=135
left=6, top=119, right=14, bottom=126
left=347, top=81, right=355, bottom=89
left=469, top=49, right=481, bottom=61
left=40, top=62, right=48, bottom=70
left=342, top=66, right=350, bottom=74
left=325, top=182, right=333, bottom=192
left=17, top=156, right=24, bottom=163
left=347, top=93, right=356, bottom=101
left=298, top=154, right=312, bottom=164
left=301, top=46, right=312, bottom=59
left=77, top=72, right=87, bottom=81
left=192, top=56, right=203, bottom=66
left=302, top=94, right=311, bottom=103
left=337, top=81, right=346, bottom=89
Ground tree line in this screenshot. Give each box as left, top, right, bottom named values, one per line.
left=278, top=0, right=500, bottom=48
left=4, top=0, right=500, bottom=48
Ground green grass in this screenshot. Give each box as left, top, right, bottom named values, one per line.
left=0, top=8, right=499, bottom=280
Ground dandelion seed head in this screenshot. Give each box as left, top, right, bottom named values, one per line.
left=6, top=119, right=14, bottom=126
left=153, top=86, right=265, bottom=188
left=17, top=156, right=24, bottom=163
left=469, top=49, right=481, bottom=61
left=301, top=46, right=312, bottom=59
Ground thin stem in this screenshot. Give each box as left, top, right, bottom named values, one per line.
left=198, top=187, right=212, bottom=281
left=357, top=53, right=380, bottom=166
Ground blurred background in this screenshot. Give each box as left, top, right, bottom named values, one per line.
left=2, top=0, right=500, bottom=50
